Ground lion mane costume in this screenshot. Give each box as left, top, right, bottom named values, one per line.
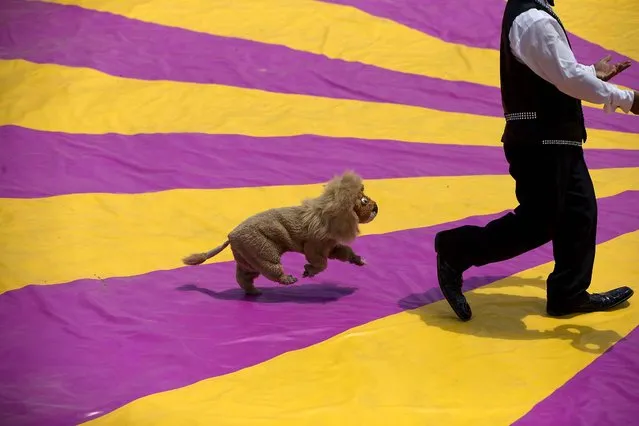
left=182, top=171, right=379, bottom=295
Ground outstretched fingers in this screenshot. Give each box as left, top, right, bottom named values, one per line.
left=603, top=60, right=632, bottom=81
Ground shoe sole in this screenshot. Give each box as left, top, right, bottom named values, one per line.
left=435, top=234, right=472, bottom=321
left=436, top=255, right=472, bottom=321
left=547, top=288, right=634, bottom=317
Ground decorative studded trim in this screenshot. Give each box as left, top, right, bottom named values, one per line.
left=542, top=140, right=583, bottom=147
left=505, top=112, right=537, bottom=121
left=533, top=0, right=561, bottom=22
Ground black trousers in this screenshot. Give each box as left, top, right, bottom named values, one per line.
left=436, top=143, right=597, bottom=309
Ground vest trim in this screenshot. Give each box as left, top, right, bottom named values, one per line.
left=504, top=112, right=537, bottom=121
left=532, top=0, right=561, bottom=22
left=541, top=139, right=583, bottom=147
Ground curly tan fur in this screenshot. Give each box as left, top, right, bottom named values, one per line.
left=182, top=171, right=378, bottom=295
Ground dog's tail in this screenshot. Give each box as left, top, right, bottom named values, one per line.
left=182, top=240, right=230, bottom=265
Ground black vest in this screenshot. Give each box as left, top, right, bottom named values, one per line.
left=500, top=0, right=587, bottom=145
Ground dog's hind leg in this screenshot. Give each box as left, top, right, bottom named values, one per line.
left=231, top=247, right=262, bottom=296
left=235, top=265, right=262, bottom=296
left=255, top=260, right=298, bottom=286
left=233, top=237, right=297, bottom=286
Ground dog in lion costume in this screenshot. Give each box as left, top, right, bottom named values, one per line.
left=182, top=171, right=379, bottom=295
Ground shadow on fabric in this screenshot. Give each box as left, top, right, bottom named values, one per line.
left=399, top=276, right=625, bottom=354
left=176, top=282, right=358, bottom=304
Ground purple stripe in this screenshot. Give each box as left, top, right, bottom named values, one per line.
left=0, top=191, right=637, bottom=426
left=324, top=0, right=639, bottom=90
left=3, top=126, right=639, bottom=198
left=513, top=326, right=639, bottom=425
left=0, top=1, right=636, bottom=133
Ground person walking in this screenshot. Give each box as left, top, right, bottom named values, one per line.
left=434, top=0, right=638, bottom=321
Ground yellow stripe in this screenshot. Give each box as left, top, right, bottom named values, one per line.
left=556, top=0, right=639, bottom=62
left=1, top=60, right=636, bottom=149
left=43, top=0, right=629, bottom=112
left=42, top=0, right=504, bottom=87
left=82, top=230, right=639, bottom=426
left=1, top=168, right=637, bottom=294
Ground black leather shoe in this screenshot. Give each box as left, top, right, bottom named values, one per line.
left=547, top=286, right=634, bottom=317
left=436, top=254, right=472, bottom=321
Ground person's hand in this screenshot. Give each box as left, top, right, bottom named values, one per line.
left=631, top=91, right=639, bottom=115
left=594, top=55, right=631, bottom=81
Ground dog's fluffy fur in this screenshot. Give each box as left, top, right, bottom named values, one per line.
left=182, top=171, right=379, bottom=295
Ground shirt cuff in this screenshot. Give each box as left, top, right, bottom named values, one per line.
left=624, top=90, right=635, bottom=112
left=603, top=89, right=634, bottom=114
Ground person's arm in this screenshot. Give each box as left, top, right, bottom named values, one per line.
left=509, top=11, right=635, bottom=114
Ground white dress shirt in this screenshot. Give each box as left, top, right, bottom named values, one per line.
left=508, top=1, right=635, bottom=114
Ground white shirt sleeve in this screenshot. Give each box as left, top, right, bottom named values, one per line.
left=509, top=9, right=635, bottom=114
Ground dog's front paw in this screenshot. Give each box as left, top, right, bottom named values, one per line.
left=350, top=255, right=366, bottom=266
left=302, top=264, right=315, bottom=278
left=279, top=274, right=298, bottom=285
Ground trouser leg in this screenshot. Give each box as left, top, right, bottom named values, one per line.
left=436, top=144, right=574, bottom=272
left=546, top=149, right=597, bottom=309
